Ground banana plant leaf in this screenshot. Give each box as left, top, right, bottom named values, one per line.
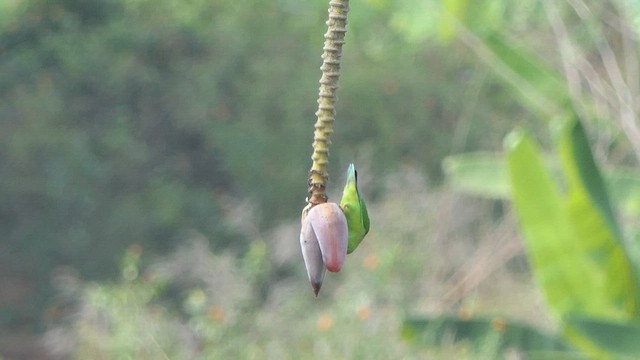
left=506, top=127, right=639, bottom=320
left=402, top=315, right=570, bottom=354
left=565, top=316, right=640, bottom=359
left=443, top=152, right=640, bottom=218
left=442, top=152, right=510, bottom=199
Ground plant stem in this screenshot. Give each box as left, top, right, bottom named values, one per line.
left=305, top=0, right=350, bottom=211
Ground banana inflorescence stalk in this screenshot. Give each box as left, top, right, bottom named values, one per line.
left=305, top=0, right=350, bottom=211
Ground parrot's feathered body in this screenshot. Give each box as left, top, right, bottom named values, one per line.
left=340, top=163, right=370, bottom=254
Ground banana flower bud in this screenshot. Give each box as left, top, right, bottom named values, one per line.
left=300, top=202, right=348, bottom=296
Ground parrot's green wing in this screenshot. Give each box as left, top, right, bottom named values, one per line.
left=340, top=163, right=370, bottom=254
left=360, top=193, right=370, bottom=234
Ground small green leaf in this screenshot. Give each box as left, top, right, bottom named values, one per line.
left=442, top=152, right=509, bottom=199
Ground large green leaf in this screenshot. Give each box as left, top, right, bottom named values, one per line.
left=482, top=34, right=571, bottom=118
left=565, top=316, right=640, bottom=359
left=556, top=119, right=640, bottom=318
left=505, top=130, right=635, bottom=320
left=557, top=119, right=621, bottom=239
left=607, top=167, right=640, bottom=217
left=444, top=152, right=640, bottom=218
left=402, top=315, right=570, bottom=354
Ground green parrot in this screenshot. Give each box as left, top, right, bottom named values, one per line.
left=340, top=163, right=370, bottom=254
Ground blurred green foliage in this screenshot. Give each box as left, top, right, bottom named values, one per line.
left=4, top=0, right=640, bottom=358
left=413, top=0, right=640, bottom=357
left=402, top=315, right=570, bottom=355
left=0, top=0, right=523, bottom=327
left=414, top=119, right=640, bottom=358
left=45, top=180, right=531, bottom=359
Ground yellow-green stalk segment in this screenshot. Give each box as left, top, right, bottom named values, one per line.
left=304, top=0, right=350, bottom=214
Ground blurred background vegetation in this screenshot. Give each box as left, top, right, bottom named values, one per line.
left=2, top=0, right=640, bottom=358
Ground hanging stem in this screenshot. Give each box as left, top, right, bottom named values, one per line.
left=305, top=0, right=350, bottom=212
